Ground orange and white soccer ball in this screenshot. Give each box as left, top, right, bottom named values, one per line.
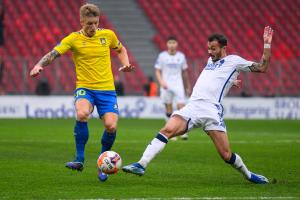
left=97, top=151, right=122, bottom=174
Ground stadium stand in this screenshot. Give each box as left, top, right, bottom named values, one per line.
left=1, top=0, right=146, bottom=94
left=138, top=0, right=300, bottom=96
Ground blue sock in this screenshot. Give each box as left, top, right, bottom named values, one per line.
left=74, top=121, right=89, bottom=162
left=101, top=130, right=116, bottom=154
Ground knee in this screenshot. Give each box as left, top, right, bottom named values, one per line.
left=160, top=125, right=176, bottom=139
left=77, top=110, right=90, bottom=121
left=105, top=122, right=117, bottom=133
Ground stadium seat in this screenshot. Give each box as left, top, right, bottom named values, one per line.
left=2, top=0, right=146, bottom=94
left=138, top=0, right=300, bottom=96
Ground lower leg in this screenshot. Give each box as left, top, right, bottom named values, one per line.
left=101, top=129, right=116, bottom=154
left=208, top=130, right=251, bottom=179
left=101, top=112, right=118, bottom=154
left=74, top=121, right=89, bottom=162
left=138, top=132, right=168, bottom=168
left=225, top=153, right=251, bottom=179
left=138, top=116, right=187, bottom=168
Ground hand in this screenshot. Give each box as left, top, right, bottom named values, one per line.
left=119, top=65, right=135, bottom=72
left=263, top=26, right=273, bottom=44
left=30, top=65, right=43, bottom=77
left=232, top=79, right=242, bottom=88
left=160, top=81, right=168, bottom=90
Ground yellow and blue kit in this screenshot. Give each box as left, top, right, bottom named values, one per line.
left=54, top=28, right=122, bottom=116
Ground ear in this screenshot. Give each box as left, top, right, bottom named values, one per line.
left=222, top=46, right=227, bottom=52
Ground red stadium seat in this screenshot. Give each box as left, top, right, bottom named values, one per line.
left=138, top=0, right=300, bottom=96
left=3, top=0, right=146, bottom=94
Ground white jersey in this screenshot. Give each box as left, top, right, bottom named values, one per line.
left=190, top=55, right=254, bottom=104
left=155, top=51, right=188, bottom=91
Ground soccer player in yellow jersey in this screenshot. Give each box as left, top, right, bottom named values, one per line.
left=30, top=4, right=134, bottom=182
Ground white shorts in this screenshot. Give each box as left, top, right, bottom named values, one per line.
left=172, top=99, right=227, bottom=133
left=160, top=88, right=186, bottom=104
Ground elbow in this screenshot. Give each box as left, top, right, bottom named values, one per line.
left=120, top=46, right=127, bottom=54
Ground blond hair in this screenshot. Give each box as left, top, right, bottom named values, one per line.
left=80, top=3, right=100, bottom=19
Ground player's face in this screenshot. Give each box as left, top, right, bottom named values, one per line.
left=167, top=40, right=178, bottom=52
left=80, top=16, right=99, bottom=37
left=207, top=40, right=226, bottom=62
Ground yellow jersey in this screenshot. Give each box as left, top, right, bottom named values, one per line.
left=54, top=29, right=122, bottom=90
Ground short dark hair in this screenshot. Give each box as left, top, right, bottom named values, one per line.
left=208, top=34, right=227, bottom=47
left=166, top=36, right=177, bottom=42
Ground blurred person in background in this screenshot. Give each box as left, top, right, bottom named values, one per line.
left=114, top=75, right=124, bottom=96
left=143, top=76, right=157, bottom=97
left=35, top=78, right=51, bottom=95
left=155, top=36, right=191, bottom=140
left=0, top=0, right=4, bottom=46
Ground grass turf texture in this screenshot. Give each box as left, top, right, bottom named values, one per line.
left=0, top=119, right=299, bottom=199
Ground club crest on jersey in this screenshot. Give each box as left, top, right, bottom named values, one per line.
left=114, top=104, right=118, bottom=110
left=100, top=38, right=107, bottom=46
left=205, top=59, right=225, bottom=70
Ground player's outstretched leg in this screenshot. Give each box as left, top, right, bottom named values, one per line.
left=98, top=112, right=118, bottom=182
left=122, top=115, right=187, bottom=175
left=226, top=153, right=269, bottom=184
left=208, top=130, right=268, bottom=184
left=122, top=132, right=168, bottom=176
left=66, top=121, right=89, bottom=171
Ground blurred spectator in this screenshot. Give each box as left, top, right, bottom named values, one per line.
left=0, top=55, right=3, bottom=83
left=0, top=53, right=4, bottom=95
left=144, top=76, right=158, bottom=97
left=114, top=76, right=124, bottom=96
left=0, top=1, right=4, bottom=46
left=241, top=91, right=252, bottom=97
left=35, top=78, right=51, bottom=95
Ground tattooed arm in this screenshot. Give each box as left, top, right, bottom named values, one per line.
left=249, top=26, right=274, bottom=73
left=30, top=49, right=60, bottom=77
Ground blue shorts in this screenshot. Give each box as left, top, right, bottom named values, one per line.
left=74, top=88, right=119, bottom=118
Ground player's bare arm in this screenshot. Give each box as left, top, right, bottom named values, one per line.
left=155, top=68, right=168, bottom=89
left=182, top=69, right=191, bottom=96
left=30, top=49, right=60, bottom=77
left=249, top=26, right=274, bottom=73
left=117, top=46, right=134, bottom=72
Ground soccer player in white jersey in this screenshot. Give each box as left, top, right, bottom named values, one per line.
left=155, top=36, right=191, bottom=140
left=123, top=26, right=274, bottom=184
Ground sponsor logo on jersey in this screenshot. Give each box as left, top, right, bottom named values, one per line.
left=205, top=59, right=225, bottom=70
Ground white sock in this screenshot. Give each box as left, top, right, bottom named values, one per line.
left=138, top=133, right=168, bottom=168
left=231, top=153, right=251, bottom=179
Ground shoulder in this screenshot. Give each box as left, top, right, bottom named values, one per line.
left=223, top=55, right=246, bottom=63
left=158, top=51, right=168, bottom=57
left=176, top=51, right=186, bottom=57
left=225, top=55, right=241, bottom=60
left=58, top=32, right=79, bottom=44
left=69, top=31, right=81, bottom=38
left=63, top=31, right=80, bottom=40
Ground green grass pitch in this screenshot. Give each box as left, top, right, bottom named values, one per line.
left=0, top=119, right=299, bottom=199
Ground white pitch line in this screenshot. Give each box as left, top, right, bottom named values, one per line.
left=1, top=139, right=300, bottom=144
left=59, top=197, right=299, bottom=200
